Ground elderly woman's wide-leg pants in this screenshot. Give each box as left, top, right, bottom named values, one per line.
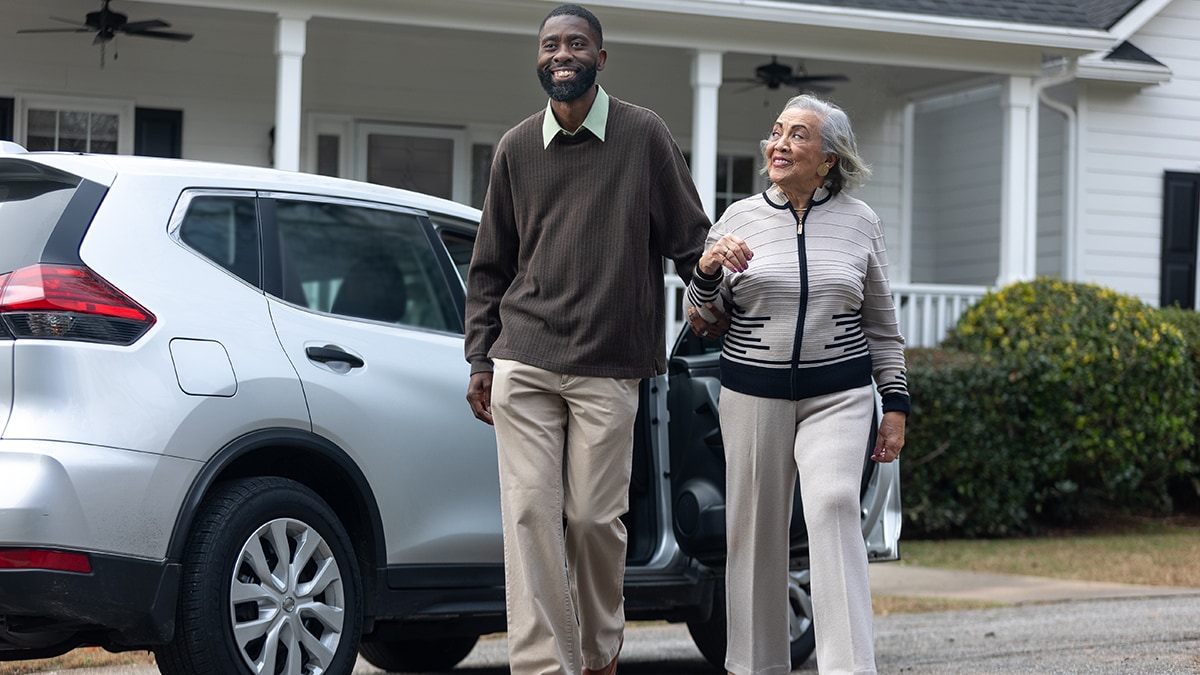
left=720, top=384, right=878, bottom=675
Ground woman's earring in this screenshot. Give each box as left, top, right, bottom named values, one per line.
left=817, top=163, right=830, bottom=177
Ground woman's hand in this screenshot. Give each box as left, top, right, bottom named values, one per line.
left=871, top=411, right=906, bottom=463
left=699, top=235, right=752, bottom=276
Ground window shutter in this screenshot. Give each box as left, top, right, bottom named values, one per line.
left=134, top=107, right=183, bottom=158
left=1161, top=171, right=1200, bottom=309
left=0, top=98, right=13, bottom=142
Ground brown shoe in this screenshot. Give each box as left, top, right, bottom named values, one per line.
left=582, top=637, right=622, bottom=675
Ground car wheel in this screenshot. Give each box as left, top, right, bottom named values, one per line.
left=686, top=570, right=816, bottom=672
left=155, top=477, right=362, bottom=675
left=358, top=633, right=479, bottom=672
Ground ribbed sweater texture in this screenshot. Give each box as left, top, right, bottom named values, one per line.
left=465, top=96, right=710, bottom=379
left=687, top=185, right=910, bottom=414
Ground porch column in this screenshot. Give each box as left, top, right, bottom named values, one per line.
left=690, top=50, right=722, bottom=221
left=273, top=14, right=308, bottom=172
left=998, top=75, right=1037, bottom=285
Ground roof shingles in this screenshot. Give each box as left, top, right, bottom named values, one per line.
left=784, top=0, right=1141, bottom=28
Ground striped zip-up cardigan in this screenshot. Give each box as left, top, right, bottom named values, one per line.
left=686, top=184, right=910, bottom=414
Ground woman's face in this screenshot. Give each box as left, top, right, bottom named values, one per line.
left=765, top=107, right=835, bottom=197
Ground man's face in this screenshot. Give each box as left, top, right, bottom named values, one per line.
left=536, top=15, right=606, bottom=102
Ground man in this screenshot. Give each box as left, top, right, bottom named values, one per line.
left=464, top=5, right=710, bottom=674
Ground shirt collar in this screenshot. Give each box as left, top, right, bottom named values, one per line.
left=542, top=85, right=609, bottom=149
left=765, top=183, right=833, bottom=209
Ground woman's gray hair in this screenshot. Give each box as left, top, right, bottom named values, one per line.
left=760, top=94, right=871, bottom=194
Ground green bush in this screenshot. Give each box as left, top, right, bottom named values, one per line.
left=902, top=349, right=1044, bottom=537
left=902, top=278, right=1199, bottom=537
left=1156, top=304, right=1200, bottom=510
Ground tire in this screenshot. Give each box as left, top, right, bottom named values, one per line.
left=358, top=633, right=479, bottom=672
left=686, top=571, right=816, bottom=672
left=156, top=477, right=363, bottom=675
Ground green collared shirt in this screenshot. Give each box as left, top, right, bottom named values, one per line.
left=541, top=85, right=609, bottom=148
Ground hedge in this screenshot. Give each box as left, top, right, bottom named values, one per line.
left=901, top=278, right=1200, bottom=538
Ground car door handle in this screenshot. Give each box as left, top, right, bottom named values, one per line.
left=305, top=346, right=365, bottom=369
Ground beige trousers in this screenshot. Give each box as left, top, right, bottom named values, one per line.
left=720, top=385, right=877, bottom=675
left=490, top=359, right=638, bottom=675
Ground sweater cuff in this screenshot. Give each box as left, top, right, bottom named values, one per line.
left=881, top=392, right=910, bottom=416
left=692, top=265, right=723, bottom=290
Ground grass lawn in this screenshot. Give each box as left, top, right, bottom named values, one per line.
left=4, top=514, right=1198, bottom=673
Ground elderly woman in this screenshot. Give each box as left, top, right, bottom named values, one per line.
left=686, top=94, right=909, bottom=675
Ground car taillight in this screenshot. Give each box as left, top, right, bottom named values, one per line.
left=0, top=264, right=155, bottom=345
left=0, top=549, right=92, bottom=573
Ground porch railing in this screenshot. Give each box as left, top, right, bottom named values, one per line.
left=663, top=278, right=989, bottom=350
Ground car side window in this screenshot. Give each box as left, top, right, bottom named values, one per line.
left=177, top=195, right=260, bottom=286
left=426, top=212, right=477, bottom=284
left=438, top=230, right=474, bottom=284
left=274, top=198, right=460, bottom=332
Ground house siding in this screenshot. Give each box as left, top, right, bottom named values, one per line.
left=1038, top=100, right=1069, bottom=278
left=912, top=90, right=1004, bottom=285
left=1076, top=0, right=1200, bottom=304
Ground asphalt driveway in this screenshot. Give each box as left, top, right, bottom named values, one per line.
left=43, top=565, right=1200, bottom=674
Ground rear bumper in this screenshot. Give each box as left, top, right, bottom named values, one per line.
left=0, top=552, right=178, bottom=652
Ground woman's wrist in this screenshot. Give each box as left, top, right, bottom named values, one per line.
left=694, top=263, right=723, bottom=282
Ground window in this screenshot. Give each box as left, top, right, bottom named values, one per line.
left=16, top=95, right=135, bottom=155
left=683, top=151, right=764, bottom=215
left=274, top=198, right=460, bottom=332
left=176, top=194, right=260, bottom=287
left=715, top=154, right=759, bottom=215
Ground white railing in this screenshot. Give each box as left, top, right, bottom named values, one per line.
left=664, top=277, right=988, bottom=349
left=892, top=283, right=989, bottom=348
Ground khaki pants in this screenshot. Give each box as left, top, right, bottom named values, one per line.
left=491, top=359, right=638, bottom=675
left=720, top=385, right=877, bottom=675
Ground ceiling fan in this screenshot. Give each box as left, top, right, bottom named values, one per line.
left=17, top=0, right=193, bottom=66
left=727, top=56, right=849, bottom=94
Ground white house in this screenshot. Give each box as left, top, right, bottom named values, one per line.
left=3, top=0, right=1198, bottom=346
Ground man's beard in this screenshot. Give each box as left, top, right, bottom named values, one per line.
left=537, top=65, right=598, bottom=102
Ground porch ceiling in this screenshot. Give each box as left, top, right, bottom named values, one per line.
left=146, top=0, right=1119, bottom=75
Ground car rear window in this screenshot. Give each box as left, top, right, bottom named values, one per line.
left=0, top=161, right=83, bottom=274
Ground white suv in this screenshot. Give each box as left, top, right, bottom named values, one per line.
left=0, top=143, right=901, bottom=674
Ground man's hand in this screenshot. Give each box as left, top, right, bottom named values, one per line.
left=466, top=372, right=494, bottom=425
left=687, top=302, right=730, bottom=340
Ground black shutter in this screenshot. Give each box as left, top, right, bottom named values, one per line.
left=134, top=107, right=183, bottom=158
left=1161, top=171, right=1200, bottom=309
left=0, top=98, right=13, bottom=142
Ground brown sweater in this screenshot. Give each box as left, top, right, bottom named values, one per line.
left=465, top=95, right=709, bottom=378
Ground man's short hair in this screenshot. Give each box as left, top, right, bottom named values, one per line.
left=540, top=4, right=604, bottom=48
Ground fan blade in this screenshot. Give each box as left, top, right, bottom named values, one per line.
left=122, top=19, right=169, bottom=32
left=17, top=27, right=93, bottom=33
left=790, top=74, right=849, bottom=83
left=123, top=28, right=193, bottom=41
